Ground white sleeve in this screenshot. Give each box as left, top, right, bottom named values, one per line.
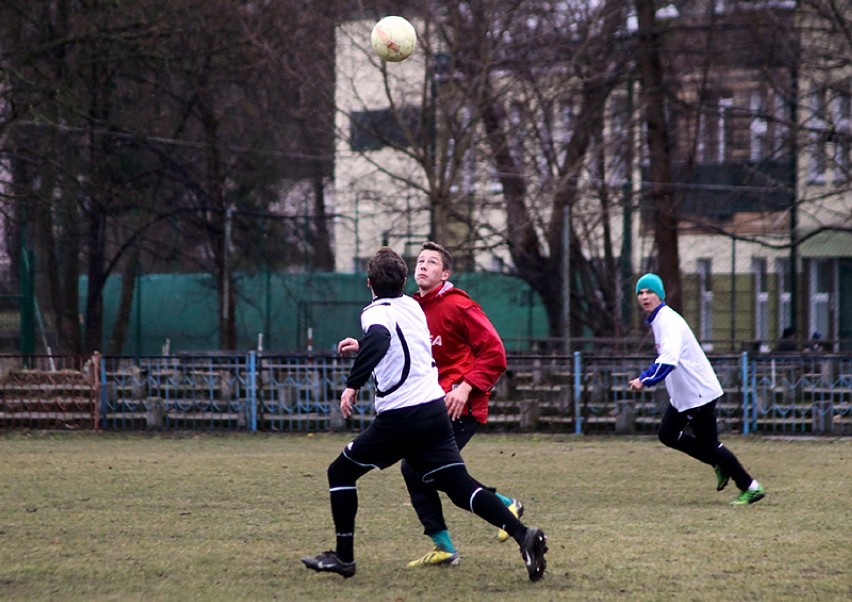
left=654, top=310, right=684, bottom=367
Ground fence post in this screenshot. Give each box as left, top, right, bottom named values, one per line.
left=92, top=352, right=101, bottom=431
left=19, top=248, right=35, bottom=356
left=574, top=351, right=582, bottom=435
left=740, top=352, right=750, bottom=435
left=248, top=352, right=257, bottom=432
left=519, top=399, right=540, bottom=430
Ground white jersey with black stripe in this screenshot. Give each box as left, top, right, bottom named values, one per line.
left=361, top=294, right=445, bottom=413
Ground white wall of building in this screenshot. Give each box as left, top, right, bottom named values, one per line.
left=333, top=19, right=431, bottom=271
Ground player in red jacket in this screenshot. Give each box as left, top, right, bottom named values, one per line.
left=405, top=241, right=521, bottom=567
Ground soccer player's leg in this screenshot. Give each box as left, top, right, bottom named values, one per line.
left=690, top=402, right=765, bottom=504
left=659, top=402, right=724, bottom=470
left=452, top=417, right=524, bottom=542
left=302, top=421, right=401, bottom=577
left=401, top=459, right=459, bottom=568
left=301, top=452, right=370, bottom=577
left=430, top=463, right=548, bottom=582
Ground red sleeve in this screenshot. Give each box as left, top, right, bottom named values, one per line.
left=460, top=303, right=507, bottom=392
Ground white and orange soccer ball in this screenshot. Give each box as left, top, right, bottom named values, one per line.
left=370, top=16, right=417, bottom=63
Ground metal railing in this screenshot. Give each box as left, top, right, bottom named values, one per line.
left=0, top=352, right=849, bottom=435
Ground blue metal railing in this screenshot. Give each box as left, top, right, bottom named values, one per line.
left=3, top=352, right=851, bottom=434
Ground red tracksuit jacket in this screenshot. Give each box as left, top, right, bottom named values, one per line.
left=413, top=282, right=507, bottom=423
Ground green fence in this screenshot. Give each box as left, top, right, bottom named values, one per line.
left=90, top=271, right=549, bottom=355
left=0, top=247, right=35, bottom=354
left=0, top=296, right=22, bottom=353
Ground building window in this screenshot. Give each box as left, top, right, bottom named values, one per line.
left=808, top=259, right=833, bottom=346
left=608, top=94, right=631, bottom=185
left=753, top=257, right=769, bottom=344
left=776, top=257, right=792, bottom=334
left=748, top=90, right=789, bottom=162
left=772, top=92, right=791, bottom=159
left=830, top=89, right=851, bottom=182
left=806, top=83, right=850, bottom=184
left=698, top=97, right=734, bottom=163
left=447, top=105, right=476, bottom=194
left=349, top=107, right=422, bottom=151
left=697, top=258, right=713, bottom=348
left=807, top=86, right=838, bottom=183
left=750, top=92, right=769, bottom=162
left=717, top=98, right=734, bottom=163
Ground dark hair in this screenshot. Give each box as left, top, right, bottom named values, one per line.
left=367, top=247, right=408, bottom=298
left=420, top=241, right=453, bottom=272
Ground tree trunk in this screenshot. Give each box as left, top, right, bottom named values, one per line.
left=107, top=249, right=140, bottom=356
left=83, top=209, right=106, bottom=355
left=311, top=174, right=335, bottom=271
left=634, top=0, right=683, bottom=309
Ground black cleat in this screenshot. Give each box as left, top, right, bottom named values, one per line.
left=519, top=527, right=548, bottom=582
left=301, top=550, right=356, bottom=578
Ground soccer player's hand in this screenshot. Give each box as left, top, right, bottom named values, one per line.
left=337, top=337, right=360, bottom=355
left=628, top=378, right=644, bottom=391
left=340, top=387, right=357, bottom=418
left=445, top=382, right=472, bottom=420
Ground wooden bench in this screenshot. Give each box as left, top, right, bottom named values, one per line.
left=0, top=368, right=96, bottom=429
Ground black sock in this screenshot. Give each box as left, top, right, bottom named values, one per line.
left=330, top=488, right=357, bottom=563
left=470, top=488, right=525, bottom=541
left=336, top=533, right=354, bottom=563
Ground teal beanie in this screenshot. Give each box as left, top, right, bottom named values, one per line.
left=636, top=273, right=665, bottom=300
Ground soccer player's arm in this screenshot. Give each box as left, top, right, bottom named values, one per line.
left=638, top=321, right=682, bottom=387
left=345, top=324, right=391, bottom=389
left=460, top=304, right=507, bottom=392
left=637, top=362, right=675, bottom=387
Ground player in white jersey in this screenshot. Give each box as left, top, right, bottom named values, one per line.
left=628, top=273, right=765, bottom=506
left=301, top=247, right=548, bottom=581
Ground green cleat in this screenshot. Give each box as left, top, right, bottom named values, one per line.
left=406, top=548, right=460, bottom=568
left=714, top=465, right=730, bottom=491
left=731, top=484, right=765, bottom=505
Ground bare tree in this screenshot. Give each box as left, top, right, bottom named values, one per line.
left=0, top=0, right=337, bottom=354
left=335, top=1, right=635, bottom=344
left=336, top=0, right=850, bottom=350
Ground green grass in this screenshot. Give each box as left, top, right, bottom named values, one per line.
left=0, top=432, right=849, bottom=601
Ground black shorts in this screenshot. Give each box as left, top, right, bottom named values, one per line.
left=343, top=398, right=464, bottom=482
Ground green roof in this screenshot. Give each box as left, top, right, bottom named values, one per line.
left=799, top=230, right=852, bottom=257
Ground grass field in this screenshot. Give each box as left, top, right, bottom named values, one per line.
left=0, top=432, right=849, bottom=601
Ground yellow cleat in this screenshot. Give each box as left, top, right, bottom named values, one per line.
left=406, top=548, right=460, bottom=568
left=497, top=498, right=525, bottom=543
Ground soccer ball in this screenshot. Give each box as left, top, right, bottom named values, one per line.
left=371, top=16, right=417, bottom=63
